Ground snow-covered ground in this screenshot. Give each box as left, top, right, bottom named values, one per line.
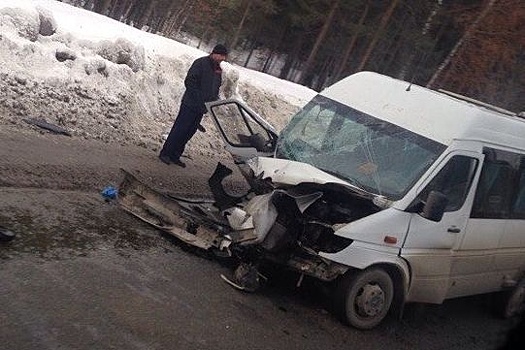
left=0, top=0, right=316, bottom=158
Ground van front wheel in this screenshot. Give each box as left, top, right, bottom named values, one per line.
left=335, top=268, right=394, bottom=330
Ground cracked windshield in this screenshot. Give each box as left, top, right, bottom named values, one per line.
left=276, top=95, right=446, bottom=199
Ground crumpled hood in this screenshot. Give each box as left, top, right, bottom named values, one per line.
left=246, top=157, right=368, bottom=194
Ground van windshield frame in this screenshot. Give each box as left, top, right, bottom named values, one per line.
left=275, top=95, right=446, bottom=200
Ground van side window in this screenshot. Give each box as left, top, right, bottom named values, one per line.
left=419, top=155, right=478, bottom=212
left=471, top=148, right=522, bottom=219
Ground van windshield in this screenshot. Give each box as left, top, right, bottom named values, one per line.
left=275, top=95, right=446, bottom=200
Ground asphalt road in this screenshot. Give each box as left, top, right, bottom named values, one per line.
left=0, top=127, right=516, bottom=350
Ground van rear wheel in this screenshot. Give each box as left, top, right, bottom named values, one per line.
left=335, top=267, right=394, bottom=330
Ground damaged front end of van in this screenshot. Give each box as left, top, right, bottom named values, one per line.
left=118, top=155, right=385, bottom=288
left=209, top=156, right=387, bottom=285
left=119, top=92, right=447, bottom=329
left=118, top=145, right=407, bottom=329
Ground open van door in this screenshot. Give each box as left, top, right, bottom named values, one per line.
left=205, top=99, right=278, bottom=164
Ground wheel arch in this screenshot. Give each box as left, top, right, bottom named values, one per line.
left=373, top=262, right=408, bottom=319
left=325, top=248, right=411, bottom=309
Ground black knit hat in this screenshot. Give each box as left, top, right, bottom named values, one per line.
left=211, top=44, right=228, bottom=55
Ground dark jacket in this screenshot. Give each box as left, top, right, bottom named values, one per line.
left=181, top=55, right=222, bottom=114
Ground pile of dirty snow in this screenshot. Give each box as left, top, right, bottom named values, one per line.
left=0, top=0, right=315, bottom=160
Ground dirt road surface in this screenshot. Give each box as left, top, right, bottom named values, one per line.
left=0, top=126, right=515, bottom=350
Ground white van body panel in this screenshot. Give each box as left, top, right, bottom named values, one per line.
left=502, top=220, right=525, bottom=248
left=320, top=240, right=410, bottom=288
left=317, top=72, right=525, bottom=304
left=321, top=72, right=524, bottom=147
left=322, top=207, right=410, bottom=249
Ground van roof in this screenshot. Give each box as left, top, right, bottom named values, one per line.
left=321, top=71, right=525, bottom=150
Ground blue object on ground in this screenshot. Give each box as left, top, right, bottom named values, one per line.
left=101, top=186, right=118, bottom=200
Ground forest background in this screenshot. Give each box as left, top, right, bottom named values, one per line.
left=60, top=0, right=523, bottom=113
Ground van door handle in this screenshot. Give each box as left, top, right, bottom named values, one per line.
left=447, top=227, right=461, bottom=233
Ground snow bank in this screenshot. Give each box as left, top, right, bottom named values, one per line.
left=0, top=0, right=316, bottom=159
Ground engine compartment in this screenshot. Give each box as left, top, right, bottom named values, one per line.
left=207, top=161, right=382, bottom=283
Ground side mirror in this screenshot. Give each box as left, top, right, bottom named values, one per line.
left=421, top=190, right=448, bottom=222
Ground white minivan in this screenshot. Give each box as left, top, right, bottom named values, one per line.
left=119, top=71, right=525, bottom=329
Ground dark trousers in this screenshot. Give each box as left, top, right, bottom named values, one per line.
left=160, top=104, right=203, bottom=160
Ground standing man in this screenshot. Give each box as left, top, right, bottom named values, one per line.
left=159, top=44, right=228, bottom=167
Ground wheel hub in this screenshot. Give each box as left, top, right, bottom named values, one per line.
left=356, top=284, right=385, bottom=317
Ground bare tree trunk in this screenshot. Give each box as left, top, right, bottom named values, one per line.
left=279, top=36, right=304, bottom=80
left=175, top=3, right=195, bottom=36
left=356, top=0, right=400, bottom=72
left=243, top=20, right=264, bottom=67
left=127, top=1, right=149, bottom=26
left=315, top=56, right=335, bottom=90
left=121, top=0, right=135, bottom=23
left=300, top=0, right=340, bottom=85
left=263, top=27, right=287, bottom=73
left=385, top=38, right=408, bottom=75
left=196, top=20, right=213, bottom=48
left=333, top=1, right=369, bottom=81
left=244, top=42, right=256, bottom=67
left=427, top=0, right=497, bottom=88
left=109, top=0, right=127, bottom=20
left=93, top=0, right=112, bottom=15
left=279, top=54, right=294, bottom=80
left=230, top=1, right=252, bottom=50
left=83, top=0, right=94, bottom=10
left=136, top=1, right=156, bottom=30
left=158, top=1, right=181, bottom=34
left=398, top=0, right=443, bottom=80
left=163, top=0, right=192, bottom=36
left=262, top=50, right=275, bottom=73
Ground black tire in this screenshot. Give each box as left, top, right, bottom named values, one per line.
left=334, top=267, right=394, bottom=330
